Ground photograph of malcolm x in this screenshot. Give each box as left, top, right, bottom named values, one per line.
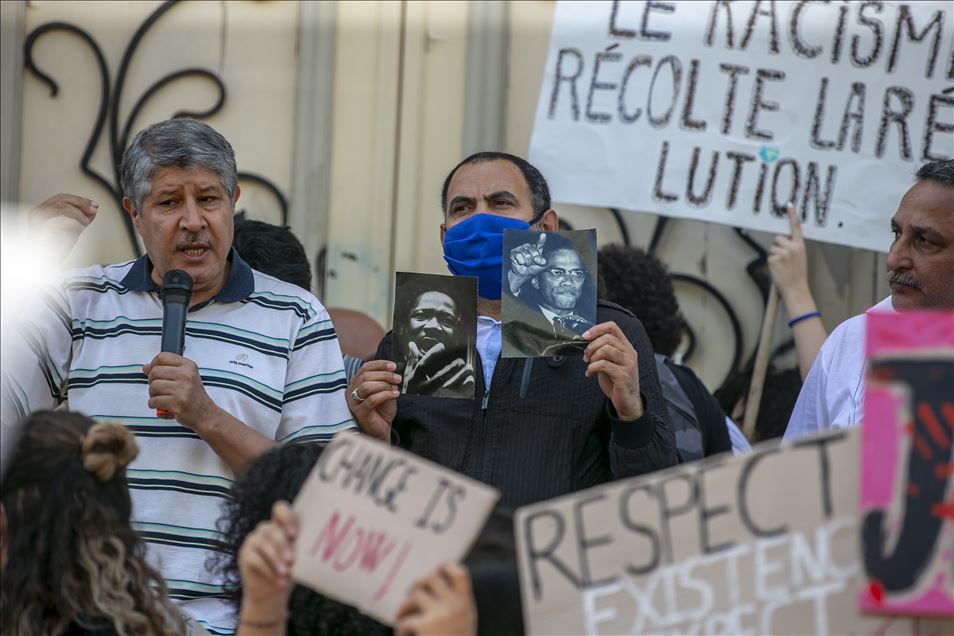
left=392, top=272, right=477, bottom=399
left=502, top=228, right=597, bottom=358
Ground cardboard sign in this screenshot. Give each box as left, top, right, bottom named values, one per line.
left=291, top=433, right=500, bottom=624
left=515, top=429, right=954, bottom=634
left=529, top=0, right=954, bottom=252
left=860, top=311, right=954, bottom=615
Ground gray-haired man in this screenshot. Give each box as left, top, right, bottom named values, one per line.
left=1, top=118, right=354, bottom=632
left=784, top=159, right=954, bottom=440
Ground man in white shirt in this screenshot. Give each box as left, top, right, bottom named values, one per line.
left=784, top=159, right=954, bottom=439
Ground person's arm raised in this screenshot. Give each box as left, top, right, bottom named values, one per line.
left=28, top=193, right=99, bottom=260
left=236, top=501, right=296, bottom=636
left=768, top=205, right=827, bottom=380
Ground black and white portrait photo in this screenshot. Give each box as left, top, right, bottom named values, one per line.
left=502, top=229, right=597, bottom=358
left=392, top=272, right=477, bottom=399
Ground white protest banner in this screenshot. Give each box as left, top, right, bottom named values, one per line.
left=529, top=1, right=954, bottom=252
left=515, top=429, right=954, bottom=635
left=291, top=432, right=500, bottom=625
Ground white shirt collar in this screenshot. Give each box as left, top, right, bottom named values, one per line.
left=871, top=296, right=898, bottom=314
left=538, top=305, right=562, bottom=325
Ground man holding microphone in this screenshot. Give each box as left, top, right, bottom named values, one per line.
left=1, top=118, right=353, bottom=633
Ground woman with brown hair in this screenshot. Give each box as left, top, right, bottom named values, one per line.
left=1, top=410, right=186, bottom=635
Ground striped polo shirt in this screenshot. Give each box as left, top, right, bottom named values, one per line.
left=1, top=250, right=354, bottom=634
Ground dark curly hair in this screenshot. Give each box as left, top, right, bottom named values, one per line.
left=233, top=219, right=312, bottom=291
left=597, top=244, right=688, bottom=357
left=214, top=443, right=389, bottom=636
left=1, top=410, right=182, bottom=635
left=714, top=367, right=802, bottom=442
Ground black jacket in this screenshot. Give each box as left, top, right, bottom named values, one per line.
left=377, top=300, right=677, bottom=508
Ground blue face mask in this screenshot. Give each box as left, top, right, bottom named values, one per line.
left=443, top=213, right=532, bottom=300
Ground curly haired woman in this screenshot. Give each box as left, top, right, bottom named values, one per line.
left=216, top=443, right=390, bottom=636
left=217, top=443, right=483, bottom=635
left=1, top=410, right=186, bottom=635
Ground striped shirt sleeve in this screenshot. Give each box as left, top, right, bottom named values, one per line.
left=277, top=307, right=355, bottom=444
left=1, top=282, right=73, bottom=472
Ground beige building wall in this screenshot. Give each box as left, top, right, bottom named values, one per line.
left=2, top=0, right=888, bottom=391
left=323, top=1, right=470, bottom=327
left=16, top=0, right=298, bottom=269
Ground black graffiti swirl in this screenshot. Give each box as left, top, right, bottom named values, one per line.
left=24, top=0, right=289, bottom=256
left=604, top=209, right=792, bottom=387
left=24, top=23, right=115, bottom=205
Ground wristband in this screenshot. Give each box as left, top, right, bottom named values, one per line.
left=787, top=311, right=821, bottom=328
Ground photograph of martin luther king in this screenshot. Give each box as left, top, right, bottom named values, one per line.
left=392, top=272, right=477, bottom=399
left=502, top=229, right=597, bottom=358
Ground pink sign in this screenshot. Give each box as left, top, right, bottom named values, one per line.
left=860, top=310, right=954, bottom=616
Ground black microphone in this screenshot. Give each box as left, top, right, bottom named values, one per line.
left=156, top=269, right=193, bottom=419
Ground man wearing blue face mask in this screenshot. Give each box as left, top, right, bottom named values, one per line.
left=346, top=152, right=677, bottom=508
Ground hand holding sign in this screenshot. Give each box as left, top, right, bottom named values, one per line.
left=507, top=233, right=548, bottom=295
left=291, top=433, right=499, bottom=625
left=240, top=501, right=297, bottom=597
left=237, top=501, right=297, bottom=631
left=395, top=564, right=477, bottom=636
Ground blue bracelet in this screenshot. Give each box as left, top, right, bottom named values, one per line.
left=788, top=311, right=821, bottom=328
